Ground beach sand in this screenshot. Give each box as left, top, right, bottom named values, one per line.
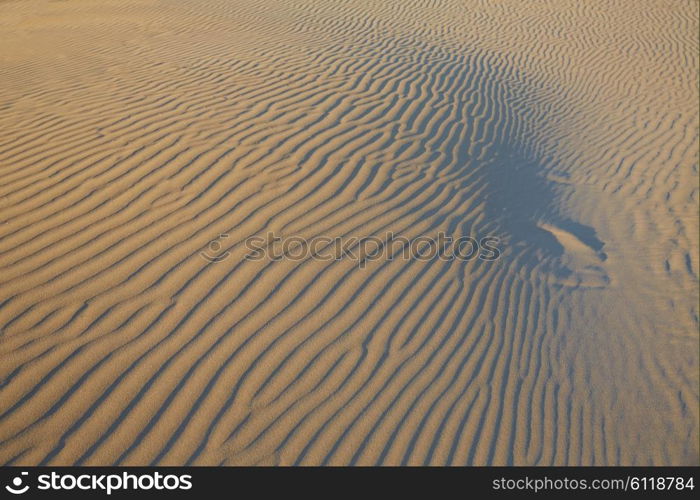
left=0, top=0, right=697, bottom=465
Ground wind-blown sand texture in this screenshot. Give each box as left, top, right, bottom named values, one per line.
left=0, top=0, right=698, bottom=466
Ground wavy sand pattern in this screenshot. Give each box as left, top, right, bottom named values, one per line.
left=0, top=0, right=698, bottom=465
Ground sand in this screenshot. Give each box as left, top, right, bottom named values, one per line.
left=0, top=0, right=697, bottom=466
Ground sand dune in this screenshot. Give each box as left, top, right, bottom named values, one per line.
left=0, top=0, right=697, bottom=465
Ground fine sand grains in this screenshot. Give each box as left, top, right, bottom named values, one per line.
left=0, top=0, right=698, bottom=465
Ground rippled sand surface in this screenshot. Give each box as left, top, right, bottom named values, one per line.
left=0, top=0, right=697, bottom=465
